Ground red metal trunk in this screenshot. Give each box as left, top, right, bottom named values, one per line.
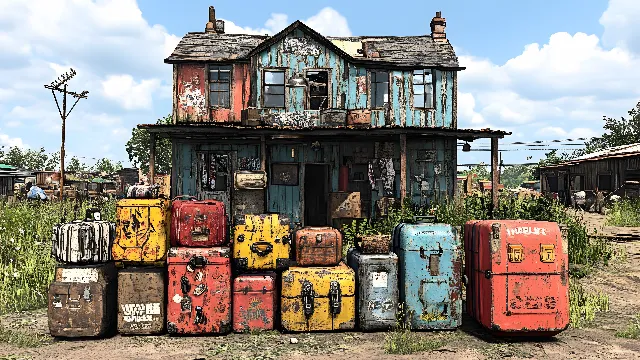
left=170, top=197, right=227, bottom=247
left=294, top=227, right=343, bottom=266
left=464, top=220, right=569, bottom=336
left=166, top=247, right=232, bottom=335
left=232, top=274, right=277, bottom=332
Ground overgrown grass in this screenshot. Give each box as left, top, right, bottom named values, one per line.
left=605, top=198, right=640, bottom=227
left=0, top=198, right=116, bottom=314
left=0, top=324, right=51, bottom=348
left=615, top=314, right=640, bottom=339
left=384, top=329, right=444, bottom=354
left=569, top=282, right=610, bottom=328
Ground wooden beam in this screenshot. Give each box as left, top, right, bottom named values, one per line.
left=491, top=137, right=499, bottom=218
left=400, top=134, right=407, bottom=204
left=260, top=135, right=266, bottom=170
left=149, top=133, right=156, bottom=185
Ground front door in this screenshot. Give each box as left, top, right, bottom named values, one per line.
left=196, top=151, right=231, bottom=222
left=304, top=164, right=329, bottom=226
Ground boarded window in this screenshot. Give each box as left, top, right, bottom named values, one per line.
left=546, top=176, right=558, bottom=192
left=197, top=152, right=229, bottom=192
left=370, top=71, right=389, bottom=108
left=209, top=65, right=232, bottom=108
left=598, top=174, right=612, bottom=191
left=263, top=70, right=285, bottom=107
left=307, top=70, right=329, bottom=110
left=413, top=69, right=433, bottom=108
left=271, top=163, right=299, bottom=186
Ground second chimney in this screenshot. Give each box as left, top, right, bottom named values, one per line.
left=430, top=11, right=447, bottom=43
left=205, top=6, right=217, bottom=33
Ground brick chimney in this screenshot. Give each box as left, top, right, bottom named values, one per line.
left=205, top=6, right=217, bottom=33
left=430, top=11, right=447, bottom=43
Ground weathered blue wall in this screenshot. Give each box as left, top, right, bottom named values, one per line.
left=252, top=28, right=456, bottom=128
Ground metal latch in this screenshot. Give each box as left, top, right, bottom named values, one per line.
left=507, top=244, right=524, bottom=263
left=187, top=255, right=208, bottom=271
left=83, top=286, right=92, bottom=302
left=540, top=244, right=556, bottom=263
left=329, top=281, right=342, bottom=315
left=251, top=242, right=274, bottom=257
left=301, top=280, right=314, bottom=318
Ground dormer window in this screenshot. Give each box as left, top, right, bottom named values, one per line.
left=413, top=70, right=433, bottom=108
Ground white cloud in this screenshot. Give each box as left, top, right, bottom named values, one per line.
left=101, top=75, right=161, bottom=110
left=600, top=0, right=640, bottom=53
left=0, top=131, right=25, bottom=148
left=222, top=7, right=352, bottom=36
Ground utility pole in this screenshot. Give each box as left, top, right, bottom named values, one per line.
left=44, top=68, right=88, bottom=200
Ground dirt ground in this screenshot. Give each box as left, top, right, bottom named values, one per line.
left=1, top=211, right=639, bottom=360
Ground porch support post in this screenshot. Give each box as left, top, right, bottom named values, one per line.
left=149, top=133, right=156, bottom=185
left=400, top=133, right=407, bottom=204
left=260, top=135, right=266, bottom=170
left=490, top=137, right=499, bottom=218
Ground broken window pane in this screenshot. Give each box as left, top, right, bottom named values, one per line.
left=264, top=94, right=285, bottom=107
left=307, top=70, right=329, bottom=110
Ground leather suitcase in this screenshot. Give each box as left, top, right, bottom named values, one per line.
left=117, top=267, right=166, bottom=335
left=232, top=214, right=291, bottom=271
left=170, top=196, right=227, bottom=247
left=232, top=273, right=277, bottom=332
left=166, top=247, right=232, bottom=335
left=52, top=208, right=114, bottom=264
left=294, top=227, right=342, bottom=266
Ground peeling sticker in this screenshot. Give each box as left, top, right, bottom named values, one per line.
left=370, top=272, right=388, bottom=288
left=172, top=293, right=183, bottom=304
left=121, top=303, right=162, bottom=323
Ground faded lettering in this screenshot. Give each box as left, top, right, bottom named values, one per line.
left=121, top=303, right=161, bottom=323
left=510, top=296, right=557, bottom=310
left=59, top=268, right=99, bottom=283
left=506, top=227, right=547, bottom=237
left=370, top=272, right=388, bottom=288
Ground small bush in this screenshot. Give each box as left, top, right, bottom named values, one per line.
left=605, top=199, right=640, bottom=227
left=384, top=329, right=444, bottom=355
left=616, top=314, right=640, bottom=339
left=569, top=282, right=610, bottom=328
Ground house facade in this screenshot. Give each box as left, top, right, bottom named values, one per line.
left=141, top=6, right=508, bottom=227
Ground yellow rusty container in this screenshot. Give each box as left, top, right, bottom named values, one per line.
left=232, top=214, right=291, bottom=271
left=281, top=263, right=356, bottom=332
left=112, top=198, right=170, bottom=265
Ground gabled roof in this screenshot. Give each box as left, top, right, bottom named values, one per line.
left=540, top=143, right=640, bottom=169
left=165, top=20, right=462, bottom=69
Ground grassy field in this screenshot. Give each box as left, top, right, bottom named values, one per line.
left=606, top=198, right=640, bottom=227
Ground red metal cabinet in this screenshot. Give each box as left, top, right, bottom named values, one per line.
left=464, top=220, right=569, bottom=336
left=170, top=197, right=227, bottom=247
left=294, top=227, right=342, bottom=266
left=232, top=274, right=277, bottom=332
left=166, top=247, right=232, bottom=335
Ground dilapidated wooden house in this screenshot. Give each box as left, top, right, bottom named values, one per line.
left=140, top=6, right=509, bottom=227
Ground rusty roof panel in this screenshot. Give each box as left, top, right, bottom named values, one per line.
left=540, top=143, right=640, bottom=169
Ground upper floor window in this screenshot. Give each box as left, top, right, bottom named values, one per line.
left=264, top=70, right=285, bottom=108
left=413, top=70, right=433, bottom=108
left=307, top=70, right=329, bottom=110
left=371, top=71, right=389, bottom=108
left=209, top=65, right=232, bottom=108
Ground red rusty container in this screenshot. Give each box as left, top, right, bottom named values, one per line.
left=338, top=166, right=349, bottom=192
left=464, top=220, right=569, bottom=336
left=294, top=227, right=343, bottom=266
left=166, top=247, right=232, bottom=335
left=232, top=273, right=277, bottom=333
left=170, top=196, right=227, bottom=247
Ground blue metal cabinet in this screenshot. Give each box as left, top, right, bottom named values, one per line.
left=392, top=219, right=462, bottom=330
left=347, top=248, right=398, bottom=331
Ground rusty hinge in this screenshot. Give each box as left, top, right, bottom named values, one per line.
left=329, top=281, right=342, bottom=315
left=302, top=280, right=314, bottom=318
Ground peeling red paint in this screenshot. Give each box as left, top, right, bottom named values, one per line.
left=177, top=64, right=207, bottom=122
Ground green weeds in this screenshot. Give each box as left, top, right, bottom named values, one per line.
left=0, top=324, right=51, bottom=348
left=615, top=314, right=640, bottom=339
left=605, top=198, right=640, bottom=227
left=569, top=282, right=610, bottom=328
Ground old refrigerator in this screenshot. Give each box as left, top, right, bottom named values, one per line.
left=281, top=263, right=355, bottom=332
left=232, top=214, right=291, bottom=271
left=464, top=220, right=569, bottom=336
left=346, top=248, right=398, bottom=330
left=166, top=247, right=232, bottom=335
left=392, top=219, right=462, bottom=330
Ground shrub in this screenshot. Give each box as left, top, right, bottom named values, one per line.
left=605, top=198, right=640, bottom=227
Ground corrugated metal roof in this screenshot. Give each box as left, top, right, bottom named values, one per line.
left=571, top=143, right=640, bottom=161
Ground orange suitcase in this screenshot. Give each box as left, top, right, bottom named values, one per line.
left=464, top=220, right=569, bottom=336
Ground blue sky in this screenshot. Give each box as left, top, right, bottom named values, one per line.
left=0, top=0, right=638, bottom=171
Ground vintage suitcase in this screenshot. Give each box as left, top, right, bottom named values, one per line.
left=52, top=208, right=115, bottom=264
left=234, top=171, right=267, bottom=190
left=232, top=214, right=291, bottom=271
left=113, top=198, right=170, bottom=265
left=464, top=220, right=569, bottom=336
left=356, top=234, right=391, bottom=254
left=117, top=267, right=166, bottom=335
left=166, top=247, right=232, bottom=335
left=232, top=273, right=277, bottom=333
left=346, top=248, right=398, bottom=330
left=281, top=263, right=356, bottom=332
left=126, top=184, right=160, bottom=199
left=294, top=227, right=342, bottom=266
left=392, top=217, right=462, bottom=330
left=170, top=196, right=227, bottom=247
left=329, top=192, right=362, bottom=218
left=347, top=109, right=372, bottom=126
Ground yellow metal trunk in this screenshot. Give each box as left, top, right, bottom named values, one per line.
left=113, top=198, right=170, bottom=264
left=281, top=263, right=356, bottom=332
left=232, top=214, right=291, bottom=270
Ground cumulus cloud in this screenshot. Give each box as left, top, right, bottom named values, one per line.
left=101, top=75, right=161, bottom=110
left=223, top=7, right=352, bottom=36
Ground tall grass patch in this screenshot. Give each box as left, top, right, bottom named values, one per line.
left=616, top=314, right=640, bottom=339
left=605, top=198, right=640, bottom=227
left=569, top=282, right=610, bottom=328
left=0, top=198, right=116, bottom=314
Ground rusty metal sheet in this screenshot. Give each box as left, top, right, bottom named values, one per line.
left=319, top=109, right=347, bottom=127
left=232, top=190, right=265, bottom=217
left=271, top=163, right=299, bottom=186
left=347, top=109, right=371, bottom=126
left=241, top=108, right=262, bottom=126
left=329, top=192, right=362, bottom=218
left=117, top=267, right=166, bottom=335
left=375, top=197, right=400, bottom=217
left=294, top=227, right=342, bottom=266
left=234, top=170, right=267, bottom=190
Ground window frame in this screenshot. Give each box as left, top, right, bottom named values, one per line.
left=412, top=69, right=434, bottom=109
left=261, top=68, right=287, bottom=108
left=305, top=68, right=331, bottom=110
left=196, top=151, right=230, bottom=193
left=208, top=64, right=232, bottom=109
left=370, top=70, right=389, bottom=109
left=597, top=173, right=613, bottom=191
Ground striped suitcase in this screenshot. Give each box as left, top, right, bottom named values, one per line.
left=52, top=208, right=115, bottom=264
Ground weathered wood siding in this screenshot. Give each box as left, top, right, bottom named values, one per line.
left=407, top=139, right=456, bottom=206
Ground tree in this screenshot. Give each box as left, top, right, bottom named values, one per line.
left=461, top=163, right=490, bottom=180
left=577, top=100, right=640, bottom=156
left=67, top=156, right=87, bottom=172
left=45, top=151, right=60, bottom=171
left=501, top=165, right=536, bottom=188
left=537, top=149, right=571, bottom=168
left=125, top=115, right=172, bottom=175
left=0, top=146, right=49, bottom=170
left=92, top=158, right=123, bottom=174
